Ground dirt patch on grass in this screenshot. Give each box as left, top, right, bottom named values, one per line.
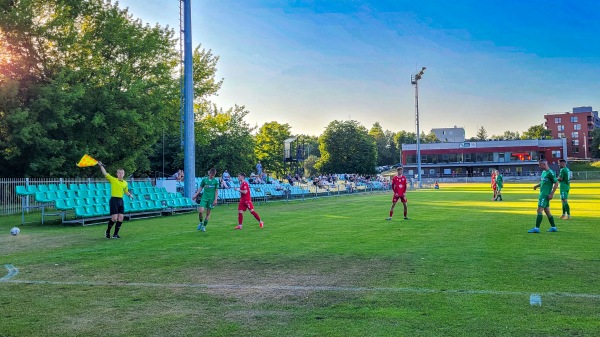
left=181, top=257, right=401, bottom=304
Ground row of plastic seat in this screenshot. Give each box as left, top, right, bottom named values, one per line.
left=33, top=188, right=181, bottom=204
left=67, top=197, right=197, bottom=218
left=16, top=181, right=156, bottom=196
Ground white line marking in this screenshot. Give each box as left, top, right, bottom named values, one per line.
left=1, top=264, right=19, bottom=281
left=2, top=265, right=600, bottom=300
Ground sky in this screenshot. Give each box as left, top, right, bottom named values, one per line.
left=117, top=0, right=600, bottom=138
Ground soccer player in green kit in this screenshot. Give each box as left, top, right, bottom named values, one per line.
left=494, top=170, right=503, bottom=201
left=558, top=159, right=571, bottom=220
left=193, top=168, right=219, bottom=232
left=528, top=159, right=559, bottom=233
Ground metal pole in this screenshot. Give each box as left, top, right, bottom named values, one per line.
left=411, top=67, right=425, bottom=189
left=183, top=0, right=196, bottom=198
left=415, top=80, right=422, bottom=188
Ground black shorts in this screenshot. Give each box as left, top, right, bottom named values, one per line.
left=109, top=197, right=124, bottom=215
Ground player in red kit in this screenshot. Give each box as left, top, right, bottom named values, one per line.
left=234, top=172, right=264, bottom=230
left=386, top=166, right=409, bottom=220
left=490, top=169, right=497, bottom=201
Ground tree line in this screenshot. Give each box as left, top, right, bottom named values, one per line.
left=1, top=1, right=596, bottom=179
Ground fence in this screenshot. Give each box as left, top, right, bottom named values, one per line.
left=1, top=177, right=153, bottom=216
left=3, top=172, right=599, bottom=217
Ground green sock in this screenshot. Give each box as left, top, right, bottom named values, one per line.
left=548, top=216, right=556, bottom=227
left=535, top=214, right=543, bottom=228
left=203, top=219, right=209, bottom=227
left=561, top=203, right=565, bottom=215
left=565, top=203, right=570, bottom=216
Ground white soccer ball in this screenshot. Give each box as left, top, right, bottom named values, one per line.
left=10, top=227, right=20, bottom=236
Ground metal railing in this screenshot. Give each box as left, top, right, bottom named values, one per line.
left=1, top=178, right=154, bottom=216
left=3, top=172, right=598, bottom=216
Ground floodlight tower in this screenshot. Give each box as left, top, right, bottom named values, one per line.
left=411, top=67, right=426, bottom=188
left=182, top=0, right=195, bottom=198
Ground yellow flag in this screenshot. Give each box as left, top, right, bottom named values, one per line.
left=76, top=154, right=98, bottom=167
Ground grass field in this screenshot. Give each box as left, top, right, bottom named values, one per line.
left=2, top=182, right=600, bottom=336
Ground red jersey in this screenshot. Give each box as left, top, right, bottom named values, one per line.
left=392, top=175, right=407, bottom=195
left=491, top=173, right=497, bottom=188
left=239, top=180, right=251, bottom=202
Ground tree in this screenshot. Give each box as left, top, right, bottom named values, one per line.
left=491, top=130, right=521, bottom=140
left=394, top=130, right=416, bottom=164
left=0, top=0, right=178, bottom=177
left=148, top=45, right=224, bottom=177
left=296, top=134, right=320, bottom=158
left=383, top=130, right=398, bottom=165
left=521, top=124, right=552, bottom=140
left=422, top=131, right=440, bottom=144
left=303, top=154, right=318, bottom=177
left=316, top=120, right=377, bottom=174
left=369, top=122, right=386, bottom=165
left=476, top=126, right=488, bottom=141
left=195, top=104, right=256, bottom=175
left=254, top=121, right=292, bottom=177
left=590, top=128, right=600, bottom=158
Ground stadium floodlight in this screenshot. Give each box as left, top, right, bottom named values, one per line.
left=411, top=67, right=426, bottom=189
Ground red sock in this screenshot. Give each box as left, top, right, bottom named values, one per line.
left=404, top=208, right=407, bottom=217
left=389, top=210, right=393, bottom=217
left=250, top=210, right=261, bottom=222
left=238, top=213, right=243, bottom=225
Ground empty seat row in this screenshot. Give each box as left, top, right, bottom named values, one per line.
left=17, top=181, right=155, bottom=197
left=68, top=198, right=196, bottom=218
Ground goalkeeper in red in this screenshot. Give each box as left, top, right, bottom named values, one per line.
left=234, top=172, right=264, bottom=230
left=386, top=166, right=409, bottom=220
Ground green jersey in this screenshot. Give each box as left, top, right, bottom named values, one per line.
left=199, top=177, right=219, bottom=202
left=559, top=167, right=570, bottom=190
left=539, top=169, right=557, bottom=197
left=495, top=174, right=503, bottom=188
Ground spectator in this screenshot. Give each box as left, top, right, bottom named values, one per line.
left=219, top=177, right=229, bottom=189
left=171, top=169, right=184, bottom=182
left=222, top=170, right=231, bottom=188
left=256, top=161, right=263, bottom=175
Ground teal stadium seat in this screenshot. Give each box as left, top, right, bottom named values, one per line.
left=74, top=206, right=90, bottom=218
left=15, top=186, right=28, bottom=196
left=54, top=191, right=67, bottom=200
left=34, top=192, right=50, bottom=203
left=26, top=185, right=39, bottom=195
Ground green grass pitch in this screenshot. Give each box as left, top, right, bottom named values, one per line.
left=1, top=182, right=600, bottom=336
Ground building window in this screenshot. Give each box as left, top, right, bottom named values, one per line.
left=572, top=132, right=579, bottom=138
left=552, top=150, right=561, bottom=158
left=572, top=147, right=579, bottom=154
left=574, top=124, right=581, bottom=130
left=554, top=117, right=561, bottom=123
left=557, top=133, right=565, bottom=138
left=557, top=125, right=564, bottom=131
left=570, top=116, right=578, bottom=123
left=572, top=139, right=579, bottom=146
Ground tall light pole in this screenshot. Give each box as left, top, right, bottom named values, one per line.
left=411, top=67, right=426, bottom=188
left=182, top=0, right=195, bottom=198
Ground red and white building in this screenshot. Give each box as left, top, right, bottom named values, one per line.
left=544, top=106, right=600, bottom=159
left=401, top=139, right=566, bottom=178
